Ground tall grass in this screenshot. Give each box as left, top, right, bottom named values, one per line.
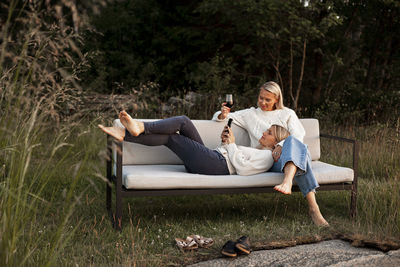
left=320, top=121, right=400, bottom=239
left=320, top=120, right=400, bottom=181
left=0, top=1, right=97, bottom=266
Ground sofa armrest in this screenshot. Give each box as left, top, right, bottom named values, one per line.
left=115, top=139, right=123, bottom=189
left=319, top=133, right=359, bottom=186
left=320, top=133, right=359, bottom=217
left=106, top=135, right=123, bottom=185
left=107, top=135, right=113, bottom=183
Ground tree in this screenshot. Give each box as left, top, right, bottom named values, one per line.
left=80, top=0, right=400, bottom=122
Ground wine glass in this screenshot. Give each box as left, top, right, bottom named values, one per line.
left=225, top=94, right=234, bottom=109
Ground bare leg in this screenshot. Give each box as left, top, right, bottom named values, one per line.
left=306, top=191, right=329, bottom=226
left=274, top=162, right=296, bottom=194
left=98, top=124, right=125, bottom=142
left=119, top=110, right=145, bottom=136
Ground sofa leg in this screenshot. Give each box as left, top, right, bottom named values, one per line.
left=114, top=189, right=122, bottom=230
left=350, top=187, right=357, bottom=218
left=106, top=135, right=113, bottom=215
left=106, top=183, right=112, bottom=212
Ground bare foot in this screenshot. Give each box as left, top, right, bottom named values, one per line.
left=98, top=124, right=125, bottom=142
left=274, top=182, right=293, bottom=195
left=119, top=111, right=144, bottom=136
left=309, top=207, right=329, bottom=226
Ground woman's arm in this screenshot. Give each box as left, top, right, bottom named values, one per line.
left=222, top=127, right=274, bottom=175
left=275, top=109, right=305, bottom=148
left=224, top=144, right=274, bottom=176
left=286, top=109, right=305, bottom=143
left=213, top=103, right=231, bottom=121
left=212, top=107, right=255, bottom=130
left=272, top=109, right=305, bottom=161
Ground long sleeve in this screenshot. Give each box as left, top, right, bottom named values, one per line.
left=213, top=106, right=305, bottom=148
left=211, top=111, right=226, bottom=122
left=211, top=108, right=257, bottom=131
left=286, top=109, right=305, bottom=142
left=224, top=143, right=274, bottom=176
left=275, top=109, right=305, bottom=147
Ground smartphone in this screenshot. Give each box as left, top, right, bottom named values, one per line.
left=227, top=118, right=233, bottom=127
left=225, top=118, right=233, bottom=133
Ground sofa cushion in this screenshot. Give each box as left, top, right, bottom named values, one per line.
left=301, top=119, right=320, bottom=161
left=122, top=161, right=353, bottom=190
left=114, top=118, right=320, bottom=165
left=114, top=119, right=250, bottom=165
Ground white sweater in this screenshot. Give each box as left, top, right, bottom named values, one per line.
left=216, top=144, right=274, bottom=175
left=212, top=107, right=305, bottom=147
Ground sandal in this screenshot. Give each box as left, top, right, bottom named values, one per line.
left=175, top=237, right=198, bottom=251
left=235, top=236, right=251, bottom=255
left=221, top=240, right=237, bottom=257
left=190, top=234, right=214, bottom=248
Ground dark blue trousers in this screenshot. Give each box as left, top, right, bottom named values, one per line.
left=123, top=116, right=230, bottom=175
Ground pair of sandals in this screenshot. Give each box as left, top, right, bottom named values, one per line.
left=221, top=236, right=251, bottom=258
left=175, top=235, right=214, bottom=251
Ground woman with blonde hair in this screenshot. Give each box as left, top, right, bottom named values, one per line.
left=212, top=81, right=328, bottom=226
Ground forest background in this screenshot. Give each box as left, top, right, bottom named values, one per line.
left=80, top=0, right=400, bottom=123
left=2, top=0, right=399, bottom=122
left=1, top=0, right=399, bottom=266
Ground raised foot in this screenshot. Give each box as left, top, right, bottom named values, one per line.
left=119, top=110, right=144, bottom=136
left=274, top=183, right=292, bottom=195
left=309, top=207, right=329, bottom=227
left=98, top=124, right=125, bottom=142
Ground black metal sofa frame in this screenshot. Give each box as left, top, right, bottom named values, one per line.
left=106, top=134, right=358, bottom=230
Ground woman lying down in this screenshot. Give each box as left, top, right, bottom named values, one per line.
left=98, top=111, right=289, bottom=176
left=99, top=111, right=329, bottom=226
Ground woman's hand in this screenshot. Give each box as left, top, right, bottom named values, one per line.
left=272, top=145, right=282, bottom=161
left=217, top=103, right=231, bottom=120
left=221, top=126, right=235, bottom=144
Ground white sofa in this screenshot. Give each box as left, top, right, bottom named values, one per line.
left=106, top=118, right=358, bottom=229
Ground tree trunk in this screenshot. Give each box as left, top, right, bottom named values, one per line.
left=312, top=50, right=323, bottom=105
left=364, top=43, right=378, bottom=90
left=289, top=39, right=294, bottom=108
left=267, top=45, right=285, bottom=98
left=364, top=13, right=385, bottom=90
left=325, top=6, right=358, bottom=97
left=294, top=39, right=307, bottom=111
left=378, top=35, right=392, bottom=90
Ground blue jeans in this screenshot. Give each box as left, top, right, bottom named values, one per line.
left=269, top=136, right=319, bottom=197
left=123, top=116, right=230, bottom=175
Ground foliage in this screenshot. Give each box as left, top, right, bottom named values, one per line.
left=81, top=0, right=399, bottom=123
left=0, top=0, right=100, bottom=265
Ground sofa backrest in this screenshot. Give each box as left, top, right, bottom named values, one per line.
left=114, top=118, right=320, bottom=165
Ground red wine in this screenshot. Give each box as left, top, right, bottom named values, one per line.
left=225, top=94, right=233, bottom=109
left=225, top=101, right=234, bottom=108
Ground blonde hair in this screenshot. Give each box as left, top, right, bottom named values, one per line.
left=260, top=81, right=284, bottom=109
left=270, top=124, right=290, bottom=143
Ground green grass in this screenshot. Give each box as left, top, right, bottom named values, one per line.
left=1, top=100, right=399, bottom=266
left=2, top=120, right=397, bottom=266
left=34, top=174, right=399, bottom=266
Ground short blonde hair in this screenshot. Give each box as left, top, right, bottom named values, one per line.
left=270, top=124, right=290, bottom=143
left=260, top=81, right=284, bottom=109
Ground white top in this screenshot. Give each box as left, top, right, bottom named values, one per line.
left=212, top=107, right=305, bottom=147
left=216, top=144, right=274, bottom=175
